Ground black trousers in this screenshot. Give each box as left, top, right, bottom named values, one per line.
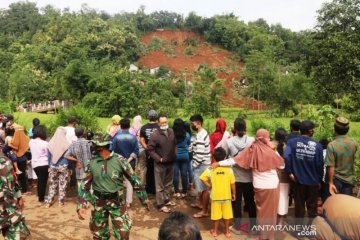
left=34, top=165, right=49, bottom=202
left=17, top=159, right=28, bottom=193
left=146, top=157, right=156, bottom=194
left=232, top=182, right=257, bottom=225
left=294, top=182, right=319, bottom=218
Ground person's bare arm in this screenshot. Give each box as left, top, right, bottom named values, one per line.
left=327, top=166, right=337, bottom=195
left=140, top=137, right=147, bottom=149
left=201, top=179, right=212, bottom=190
left=231, top=183, right=236, bottom=201
left=64, top=155, right=79, bottom=162
left=8, top=142, right=18, bottom=151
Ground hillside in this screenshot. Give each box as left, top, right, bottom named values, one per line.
left=137, top=30, right=266, bottom=109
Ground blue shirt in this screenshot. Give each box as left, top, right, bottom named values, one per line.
left=176, top=132, right=191, bottom=161
left=112, top=130, right=139, bottom=169
left=284, top=136, right=324, bottom=186
left=48, top=152, right=68, bottom=166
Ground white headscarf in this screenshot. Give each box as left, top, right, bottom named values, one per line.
left=133, top=115, right=142, bottom=131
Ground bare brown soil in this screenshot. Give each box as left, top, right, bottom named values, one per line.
left=23, top=186, right=294, bottom=240
left=138, top=30, right=267, bottom=109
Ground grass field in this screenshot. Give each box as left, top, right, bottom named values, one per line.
left=13, top=112, right=360, bottom=143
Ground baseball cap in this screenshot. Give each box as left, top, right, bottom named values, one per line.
left=148, top=109, right=158, bottom=118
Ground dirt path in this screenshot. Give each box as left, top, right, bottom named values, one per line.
left=23, top=187, right=295, bottom=240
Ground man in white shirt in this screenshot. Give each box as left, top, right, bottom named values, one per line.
left=189, top=114, right=211, bottom=218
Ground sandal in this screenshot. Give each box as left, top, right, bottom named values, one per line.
left=224, top=231, right=231, bottom=238
left=193, top=211, right=209, bottom=218
left=210, top=229, right=218, bottom=237
left=173, top=193, right=181, bottom=198
left=180, top=193, right=187, bottom=198
left=159, top=206, right=171, bottom=213
left=165, top=201, right=176, bottom=206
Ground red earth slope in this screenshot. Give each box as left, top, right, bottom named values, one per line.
left=138, top=30, right=266, bottom=109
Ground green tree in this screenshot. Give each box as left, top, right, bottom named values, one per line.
left=243, top=50, right=278, bottom=105
left=0, top=1, right=42, bottom=37
left=185, top=65, right=225, bottom=117
left=310, top=0, right=360, bottom=105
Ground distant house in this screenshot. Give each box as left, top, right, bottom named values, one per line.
left=240, top=78, right=248, bottom=86
left=150, top=67, right=160, bottom=75
left=129, top=64, right=139, bottom=72
left=156, top=28, right=164, bottom=32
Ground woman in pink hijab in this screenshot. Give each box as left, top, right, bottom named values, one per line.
left=234, top=129, right=284, bottom=240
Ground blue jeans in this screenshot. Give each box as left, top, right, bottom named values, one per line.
left=333, top=177, right=353, bottom=195
left=193, top=164, right=210, bottom=193
left=173, top=160, right=189, bottom=193
left=187, top=153, right=194, bottom=184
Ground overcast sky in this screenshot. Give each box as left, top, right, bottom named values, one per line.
left=0, top=0, right=330, bottom=32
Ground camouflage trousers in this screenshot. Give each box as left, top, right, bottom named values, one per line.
left=45, top=165, right=69, bottom=204
left=90, top=194, right=132, bottom=240
left=1, top=220, right=30, bottom=240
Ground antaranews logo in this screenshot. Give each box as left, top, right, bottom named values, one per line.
left=251, top=224, right=316, bottom=237
left=236, top=223, right=250, bottom=234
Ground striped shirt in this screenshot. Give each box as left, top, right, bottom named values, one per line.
left=65, top=138, right=92, bottom=179
left=192, top=129, right=211, bottom=168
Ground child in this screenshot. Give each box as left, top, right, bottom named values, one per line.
left=3, top=127, right=22, bottom=174
left=200, top=147, right=235, bottom=238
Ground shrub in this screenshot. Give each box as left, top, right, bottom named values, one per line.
left=155, top=65, right=171, bottom=78
left=349, top=110, right=360, bottom=122
left=0, top=100, right=12, bottom=113
left=250, top=118, right=286, bottom=138
left=171, top=37, right=178, bottom=46
left=250, top=119, right=271, bottom=136
left=148, top=37, right=165, bottom=51
left=164, top=46, right=175, bottom=57
left=237, top=109, right=247, bottom=119
left=184, top=46, right=195, bottom=55
left=48, top=104, right=100, bottom=136
left=184, top=37, right=198, bottom=46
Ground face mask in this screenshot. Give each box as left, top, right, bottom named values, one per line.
left=191, top=125, right=197, bottom=131
left=160, top=125, right=169, bottom=131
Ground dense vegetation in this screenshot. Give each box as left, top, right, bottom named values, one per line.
left=0, top=0, right=359, bottom=119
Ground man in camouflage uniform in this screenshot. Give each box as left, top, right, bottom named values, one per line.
left=0, top=156, right=30, bottom=240
left=77, top=137, right=150, bottom=240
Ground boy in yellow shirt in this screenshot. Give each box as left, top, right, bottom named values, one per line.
left=200, top=147, right=235, bottom=238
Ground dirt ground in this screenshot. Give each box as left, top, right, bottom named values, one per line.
left=22, top=186, right=296, bottom=240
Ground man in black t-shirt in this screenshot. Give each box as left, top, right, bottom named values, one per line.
left=140, top=110, right=159, bottom=194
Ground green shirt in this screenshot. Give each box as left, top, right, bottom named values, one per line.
left=77, top=152, right=148, bottom=209
left=325, top=135, right=358, bottom=184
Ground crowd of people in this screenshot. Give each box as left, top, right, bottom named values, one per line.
left=0, top=111, right=359, bottom=240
